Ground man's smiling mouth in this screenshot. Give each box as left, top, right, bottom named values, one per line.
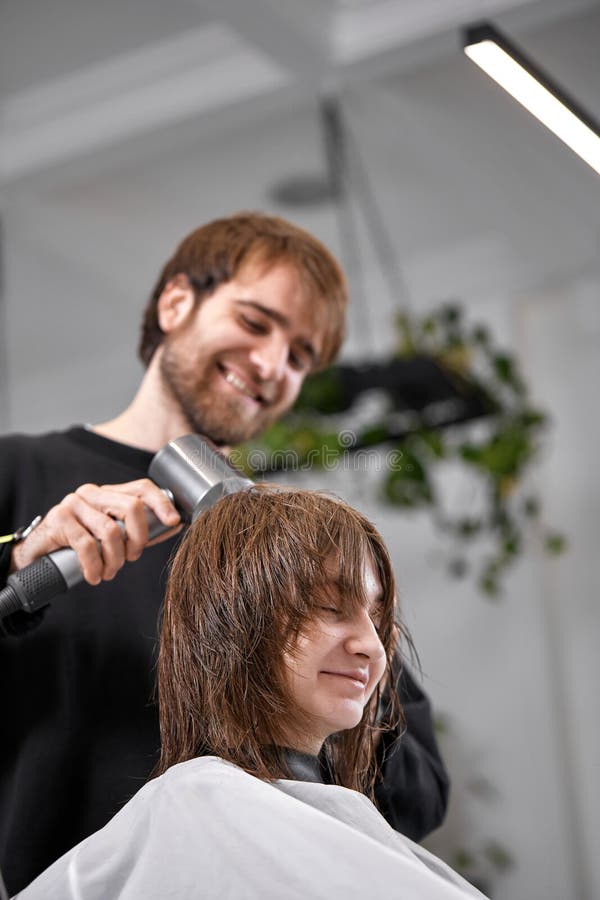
left=220, top=366, right=263, bottom=404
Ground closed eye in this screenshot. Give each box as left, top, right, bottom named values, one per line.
left=369, top=601, right=385, bottom=630
left=240, top=315, right=268, bottom=335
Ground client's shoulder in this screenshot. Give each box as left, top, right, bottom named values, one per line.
left=150, top=756, right=265, bottom=801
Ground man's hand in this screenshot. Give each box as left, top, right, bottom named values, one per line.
left=10, top=479, right=181, bottom=585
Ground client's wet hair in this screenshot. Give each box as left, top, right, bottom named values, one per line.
left=156, top=487, right=408, bottom=796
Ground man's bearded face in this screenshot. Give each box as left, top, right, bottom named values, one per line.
left=159, top=263, right=323, bottom=446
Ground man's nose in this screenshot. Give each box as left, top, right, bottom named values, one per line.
left=249, top=335, right=289, bottom=381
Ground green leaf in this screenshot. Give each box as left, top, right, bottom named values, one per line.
left=452, top=849, right=475, bottom=872
left=441, top=304, right=462, bottom=326
left=519, top=408, right=547, bottom=428
left=493, top=354, right=513, bottom=382
left=383, top=464, right=433, bottom=508
left=459, top=426, right=535, bottom=478
left=394, top=311, right=417, bottom=356
left=422, top=316, right=438, bottom=336
left=478, top=561, right=501, bottom=598
left=502, top=532, right=521, bottom=557
left=433, top=713, right=450, bottom=736
left=472, top=325, right=490, bottom=346
left=417, top=429, right=445, bottom=458
left=484, top=842, right=514, bottom=872
left=545, top=532, right=568, bottom=555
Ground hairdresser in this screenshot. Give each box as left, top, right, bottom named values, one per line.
left=0, top=213, right=449, bottom=895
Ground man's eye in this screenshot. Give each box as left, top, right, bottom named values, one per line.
left=289, top=349, right=310, bottom=372
left=319, top=605, right=341, bottom=615
left=241, top=316, right=267, bottom=334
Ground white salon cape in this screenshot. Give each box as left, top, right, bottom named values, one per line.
left=15, top=757, right=486, bottom=899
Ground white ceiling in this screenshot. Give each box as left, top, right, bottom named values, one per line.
left=2, top=0, right=596, bottom=182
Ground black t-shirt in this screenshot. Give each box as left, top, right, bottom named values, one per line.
left=0, top=427, right=180, bottom=893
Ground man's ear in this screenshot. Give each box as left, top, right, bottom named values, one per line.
left=157, top=274, right=196, bottom=333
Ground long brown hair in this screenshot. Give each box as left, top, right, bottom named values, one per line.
left=139, top=212, right=347, bottom=369
left=156, top=487, right=407, bottom=796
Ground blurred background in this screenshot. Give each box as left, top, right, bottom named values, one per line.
left=1, top=1, right=599, bottom=897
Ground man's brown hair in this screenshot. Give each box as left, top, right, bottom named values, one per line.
left=156, top=487, right=406, bottom=797
left=139, top=212, right=347, bottom=370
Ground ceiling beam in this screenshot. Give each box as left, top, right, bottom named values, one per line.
left=204, top=0, right=333, bottom=79
left=0, top=23, right=290, bottom=184
left=334, top=0, right=543, bottom=63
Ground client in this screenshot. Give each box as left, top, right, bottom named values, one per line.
left=16, top=488, right=485, bottom=899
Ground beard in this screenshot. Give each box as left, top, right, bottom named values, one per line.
left=159, top=339, right=279, bottom=446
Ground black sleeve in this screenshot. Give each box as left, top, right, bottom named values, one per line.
left=0, top=541, right=11, bottom=584
left=374, top=666, right=450, bottom=842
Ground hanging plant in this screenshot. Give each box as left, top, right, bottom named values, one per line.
left=236, top=303, right=566, bottom=598
left=384, top=302, right=566, bottom=595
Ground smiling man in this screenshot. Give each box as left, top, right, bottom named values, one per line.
left=93, top=216, right=344, bottom=455
left=0, top=212, right=448, bottom=894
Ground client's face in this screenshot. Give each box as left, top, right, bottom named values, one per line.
left=282, top=555, right=387, bottom=754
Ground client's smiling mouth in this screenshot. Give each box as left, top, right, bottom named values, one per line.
left=321, top=670, right=369, bottom=688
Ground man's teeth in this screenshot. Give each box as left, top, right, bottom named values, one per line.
left=224, top=371, right=259, bottom=401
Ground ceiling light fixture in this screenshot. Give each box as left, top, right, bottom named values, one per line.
left=463, top=21, right=600, bottom=176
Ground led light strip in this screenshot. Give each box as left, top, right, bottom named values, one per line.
left=464, top=22, right=600, bottom=176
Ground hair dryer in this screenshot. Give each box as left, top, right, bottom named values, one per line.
left=0, top=435, right=253, bottom=622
